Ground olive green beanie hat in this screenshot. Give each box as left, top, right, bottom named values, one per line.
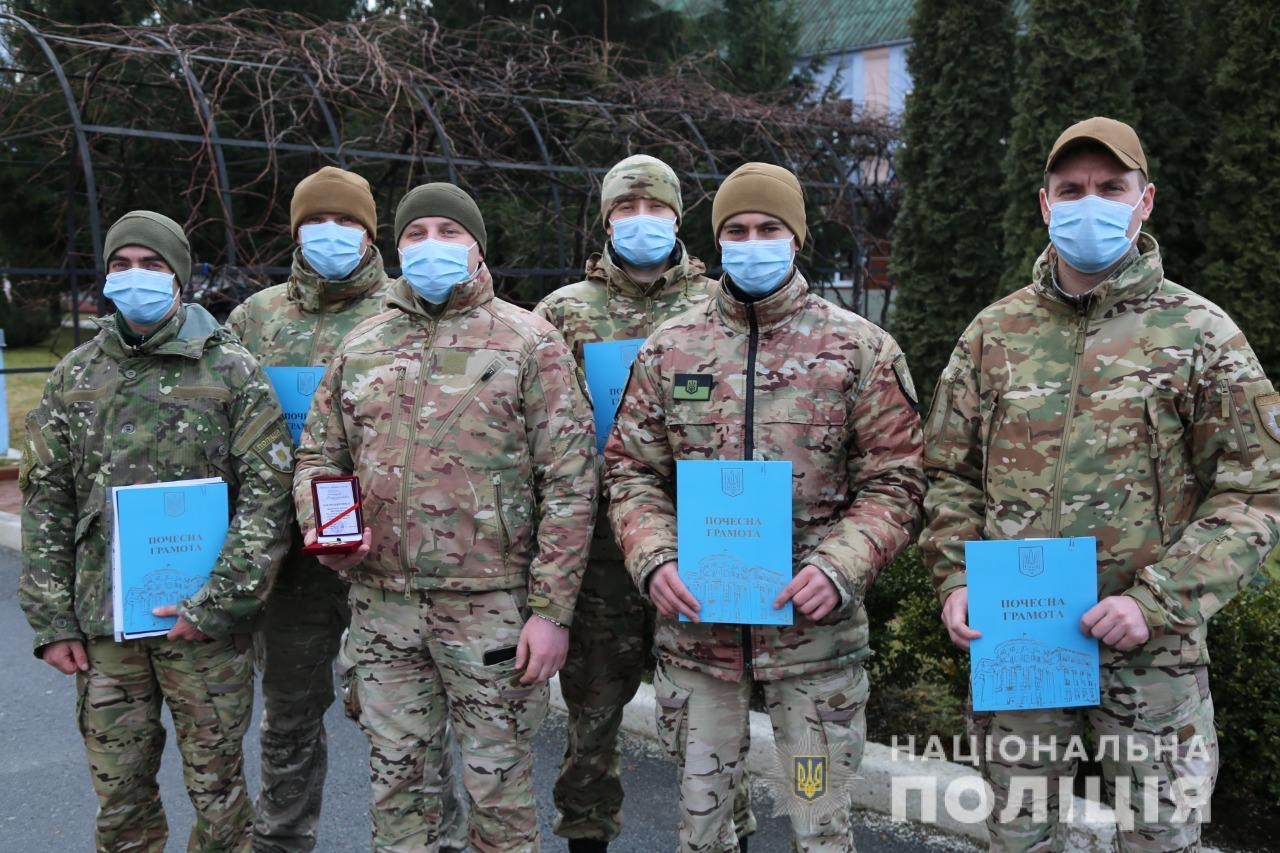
left=600, top=154, right=683, bottom=226
left=290, top=166, right=378, bottom=239
left=394, top=183, right=487, bottom=257
left=103, top=210, right=192, bottom=286
left=711, top=162, right=807, bottom=248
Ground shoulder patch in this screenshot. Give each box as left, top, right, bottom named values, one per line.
left=253, top=427, right=296, bottom=474
left=891, top=353, right=919, bottom=411
left=673, top=373, right=713, bottom=402
left=1252, top=392, right=1280, bottom=457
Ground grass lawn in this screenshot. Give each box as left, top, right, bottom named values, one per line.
left=2, top=326, right=90, bottom=456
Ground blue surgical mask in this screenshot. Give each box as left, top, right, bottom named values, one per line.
left=1048, top=194, right=1143, bottom=274
left=104, top=268, right=177, bottom=325
left=400, top=238, right=475, bottom=305
left=611, top=214, right=677, bottom=268
left=720, top=238, right=794, bottom=297
left=299, top=221, right=365, bottom=280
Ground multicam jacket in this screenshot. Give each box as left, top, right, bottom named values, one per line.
left=293, top=269, right=597, bottom=626
left=534, top=242, right=716, bottom=562
left=225, top=248, right=389, bottom=577
left=603, top=270, right=926, bottom=682
left=226, top=246, right=389, bottom=373
left=921, top=235, right=1280, bottom=669
left=19, top=305, right=294, bottom=652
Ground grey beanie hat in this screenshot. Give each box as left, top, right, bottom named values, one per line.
left=103, top=210, right=192, bottom=286
left=394, top=183, right=487, bottom=256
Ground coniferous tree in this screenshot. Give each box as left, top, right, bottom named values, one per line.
left=889, top=0, right=1016, bottom=400
left=1199, top=0, right=1280, bottom=377
left=998, top=0, right=1140, bottom=296
left=712, top=0, right=804, bottom=96
left=1132, top=0, right=1206, bottom=285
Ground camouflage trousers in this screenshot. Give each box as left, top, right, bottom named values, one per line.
left=971, top=665, right=1217, bottom=852
left=252, top=559, right=466, bottom=853
left=652, top=656, right=869, bottom=853
left=555, top=548, right=755, bottom=843
left=343, top=582, right=548, bottom=853
left=77, top=634, right=254, bottom=853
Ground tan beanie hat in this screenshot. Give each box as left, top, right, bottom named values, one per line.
left=290, top=166, right=377, bottom=239
left=711, top=163, right=807, bottom=248
left=600, top=154, right=684, bottom=225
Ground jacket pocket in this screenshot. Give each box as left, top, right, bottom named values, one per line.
left=427, top=357, right=504, bottom=449
left=922, top=368, right=962, bottom=466
left=1144, top=394, right=1186, bottom=545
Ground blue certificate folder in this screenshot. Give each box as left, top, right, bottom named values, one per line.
left=675, top=460, right=793, bottom=625
left=583, top=339, right=644, bottom=451
left=110, top=478, right=229, bottom=640
left=966, top=537, right=1100, bottom=711
left=264, top=366, right=327, bottom=445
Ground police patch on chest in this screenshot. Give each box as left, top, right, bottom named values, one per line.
left=673, top=373, right=713, bottom=402
left=1253, top=392, right=1280, bottom=450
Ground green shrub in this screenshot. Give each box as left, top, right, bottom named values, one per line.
left=865, top=546, right=967, bottom=747
left=1207, top=567, right=1280, bottom=806
left=0, top=282, right=60, bottom=348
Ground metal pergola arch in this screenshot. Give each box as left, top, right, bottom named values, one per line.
left=0, top=13, right=901, bottom=341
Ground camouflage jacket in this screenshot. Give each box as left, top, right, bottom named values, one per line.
left=603, top=270, right=926, bottom=682
left=920, top=234, right=1280, bottom=668
left=19, top=305, right=295, bottom=653
left=225, top=248, right=389, bottom=580
left=226, top=246, right=389, bottom=369
left=534, top=242, right=716, bottom=561
left=293, top=269, right=597, bottom=626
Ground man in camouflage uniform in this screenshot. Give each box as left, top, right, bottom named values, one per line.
left=604, top=163, right=926, bottom=852
left=920, top=117, right=1280, bottom=851
left=535, top=153, right=754, bottom=853
left=293, top=182, right=596, bottom=853
left=226, top=166, right=465, bottom=853
left=19, top=210, right=294, bottom=853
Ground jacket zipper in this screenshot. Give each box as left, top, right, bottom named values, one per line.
left=492, top=471, right=510, bottom=569
left=1144, top=398, right=1166, bottom=538
left=427, top=359, right=503, bottom=448
left=399, top=329, right=436, bottom=596
left=1218, top=379, right=1249, bottom=454
left=741, top=302, right=760, bottom=676
left=1050, top=314, right=1089, bottom=537
left=389, top=365, right=407, bottom=442
left=308, top=311, right=326, bottom=365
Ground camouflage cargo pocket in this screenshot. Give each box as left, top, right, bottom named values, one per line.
left=498, top=678, right=549, bottom=739
left=652, top=661, right=692, bottom=760
left=195, top=638, right=253, bottom=740
left=813, top=665, right=869, bottom=775
left=1120, top=666, right=1217, bottom=825
left=336, top=629, right=361, bottom=722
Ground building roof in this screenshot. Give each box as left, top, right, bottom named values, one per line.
left=657, top=0, right=1027, bottom=59
left=790, top=0, right=916, bottom=56
left=792, top=0, right=1030, bottom=56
